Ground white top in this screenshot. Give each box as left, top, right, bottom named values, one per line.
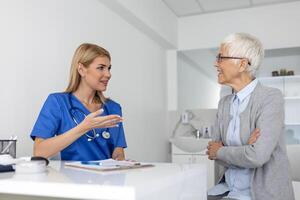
left=0, top=161, right=207, bottom=200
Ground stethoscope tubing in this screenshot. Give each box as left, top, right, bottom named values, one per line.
left=68, top=93, right=110, bottom=141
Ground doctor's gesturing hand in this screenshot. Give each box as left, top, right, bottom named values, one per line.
left=33, top=109, right=124, bottom=160
left=79, top=109, right=123, bottom=133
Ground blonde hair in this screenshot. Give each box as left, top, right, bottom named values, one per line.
left=65, top=43, right=111, bottom=104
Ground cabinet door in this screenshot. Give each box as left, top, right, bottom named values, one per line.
left=285, top=125, right=300, bottom=145
left=259, top=77, right=284, bottom=94
left=172, top=154, right=193, bottom=164
left=285, top=100, right=300, bottom=125
left=193, top=155, right=215, bottom=189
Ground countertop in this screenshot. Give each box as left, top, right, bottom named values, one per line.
left=0, top=161, right=207, bottom=200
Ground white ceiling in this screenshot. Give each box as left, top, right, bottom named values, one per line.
left=162, top=0, right=300, bottom=17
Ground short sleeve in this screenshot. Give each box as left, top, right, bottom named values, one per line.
left=114, top=105, right=127, bottom=148
left=30, top=94, right=62, bottom=140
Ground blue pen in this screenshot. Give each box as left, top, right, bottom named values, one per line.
left=81, top=161, right=102, bottom=166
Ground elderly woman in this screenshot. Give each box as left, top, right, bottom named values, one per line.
left=207, top=33, right=294, bottom=200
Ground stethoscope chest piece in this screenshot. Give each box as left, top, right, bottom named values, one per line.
left=102, top=131, right=110, bottom=139
left=68, top=94, right=112, bottom=142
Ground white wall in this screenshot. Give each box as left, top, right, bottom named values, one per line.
left=166, top=50, right=178, bottom=111
left=0, top=1, right=25, bottom=152
left=0, top=0, right=169, bottom=162
left=177, top=57, right=220, bottom=111
left=99, top=0, right=178, bottom=48
left=178, top=1, right=300, bottom=50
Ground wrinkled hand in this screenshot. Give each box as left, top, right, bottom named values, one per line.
left=207, top=141, right=223, bottom=160
left=247, top=128, right=260, bottom=145
left=80, top=109, right=123, bottom=132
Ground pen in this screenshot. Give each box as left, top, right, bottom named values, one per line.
left=80, top=160, right=141, bottom=166
left=80, top=161, right=102, bottom=166
left=80, top=161, right=121, bottom=168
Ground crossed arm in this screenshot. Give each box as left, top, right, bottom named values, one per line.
left=206, top=89, right=284, bottom=169
left=207, top=128, right=260, bottom=160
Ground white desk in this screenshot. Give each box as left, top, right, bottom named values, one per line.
left=0, top=161, right=207, bottom=200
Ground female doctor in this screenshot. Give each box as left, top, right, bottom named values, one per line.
left=30, top=43, right=127, bottom=161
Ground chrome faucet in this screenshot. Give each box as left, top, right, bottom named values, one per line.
left=192, top=129, right=202, bottom=139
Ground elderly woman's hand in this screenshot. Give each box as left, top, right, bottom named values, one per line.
left=247, top=128, right=260, bottom=145
left=206, top=129, right=260, bottom=160
left=207, top=141, right=224, bottom=160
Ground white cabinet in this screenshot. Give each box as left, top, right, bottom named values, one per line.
left=172, top=154, right=207, bottom=164
left=171, top=144, right=215, bottom=189
left=259, top=75, right=300, bottom=144
left=259, top=75, right=300, bottom=99
left=172, top=154, right=196, bottom=164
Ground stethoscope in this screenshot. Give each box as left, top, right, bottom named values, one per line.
left=68, top=94, right=110, bottom=142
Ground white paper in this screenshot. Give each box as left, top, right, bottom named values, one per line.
left=65, top=159, right=141, bottom=170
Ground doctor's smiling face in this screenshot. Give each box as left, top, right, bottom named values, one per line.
left=79, top=56, right=111, bottom=92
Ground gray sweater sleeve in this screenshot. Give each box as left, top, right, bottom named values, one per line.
left=217, top=89, right=284, bottom=169
left=212, top=99, right=222, bottom=142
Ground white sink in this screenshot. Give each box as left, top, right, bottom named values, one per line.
left=170, top=136, right=211, bottom=153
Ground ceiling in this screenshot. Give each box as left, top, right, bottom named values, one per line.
left=162, top=0, right=300, bottom=17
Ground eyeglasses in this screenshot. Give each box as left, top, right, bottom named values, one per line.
left=216, top=53, right=251, bottom=65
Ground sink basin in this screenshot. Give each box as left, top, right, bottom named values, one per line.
left=170, top=136, right=211, bottom=153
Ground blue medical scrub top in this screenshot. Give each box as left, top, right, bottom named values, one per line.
left=30, top=93, right=127, bottom=161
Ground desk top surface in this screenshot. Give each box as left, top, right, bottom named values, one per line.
left=0, top=161, right=207, bottom=200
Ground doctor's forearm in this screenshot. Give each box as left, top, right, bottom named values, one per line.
left=33, top=124, right=89, bottom=158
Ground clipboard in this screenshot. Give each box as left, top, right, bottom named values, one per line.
left=65, top=159, right=154, bottom=172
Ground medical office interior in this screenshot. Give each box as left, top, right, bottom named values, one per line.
left=1, top=0, right=300, bottom=199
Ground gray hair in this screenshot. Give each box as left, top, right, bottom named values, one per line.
left=221, top=33, right=264, bottom=77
